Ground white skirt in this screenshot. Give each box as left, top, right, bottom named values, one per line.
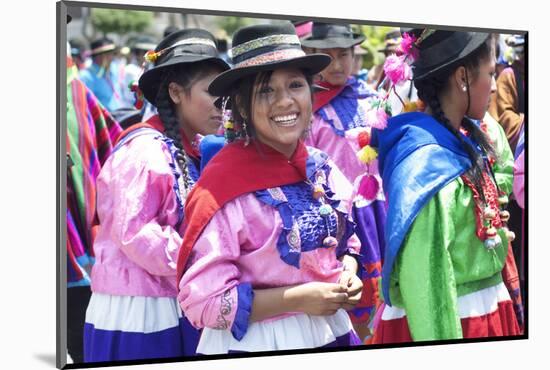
left=197, top=308, right=360, bottom=354
left=84, top=293, right=200, bottom=361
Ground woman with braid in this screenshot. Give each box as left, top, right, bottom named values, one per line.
left=83, top=29, right=229, bottom=362
left=370, top=30, right=521, bottom=343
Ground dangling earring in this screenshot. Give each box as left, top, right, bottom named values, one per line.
left=242, top=120, right=250, bottom=146
left=302, top=114, right=313, bottom=139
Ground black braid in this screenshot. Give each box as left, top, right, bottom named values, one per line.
left=418, top=83, right=491, bottom=202
left=414, top=35, right=497, bottom=202
left=154, top=62, right=223, bottom=190
left=156, top=72, right=191, bottom=191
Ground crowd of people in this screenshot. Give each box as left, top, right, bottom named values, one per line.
left=66, top=14, right=526, bottom=364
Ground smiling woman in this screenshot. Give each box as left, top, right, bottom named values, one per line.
left=242, top=67, right=313, bottom=157
left=176, top=22, right=365, bottom=354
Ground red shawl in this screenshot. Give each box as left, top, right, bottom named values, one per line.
left=312, top=81, right=346, bottom=113
left=176, top=139, right=309, bottom=283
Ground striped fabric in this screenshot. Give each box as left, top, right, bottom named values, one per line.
left=66, top=56, right=122, bottom=287
left=84, top=294, right=199, bottom=361
left=372, top=282, right=521, bottom=343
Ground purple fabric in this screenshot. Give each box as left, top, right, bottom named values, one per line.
left=83, top=316, right=199, bottom=362
left=231, top=283, right=254, bottom=340
left=317, top=78, right=378, bottom=137
left=253, top=157, right=355, bottom=268
left=321, top=330, right=362, bottom=347
left=352, top=199, right=387, bottom=265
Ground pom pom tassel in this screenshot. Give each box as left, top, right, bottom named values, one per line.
left=365, top=107, right=389, bottom=130
left=358, top=174, right=380, bottom=201
left=357, top=145, right=378, bottom=164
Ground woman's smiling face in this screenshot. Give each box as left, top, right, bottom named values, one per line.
left=249, top=67, right=312, bottom=157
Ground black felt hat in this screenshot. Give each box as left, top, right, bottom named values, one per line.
left=412, top=30, right=490, bottom=81
left=300, top=22, right=365, bottom=49
left=378, top=29, right=402, bottom=53
left=138, top=28, right=230, bottom=105
left=208, top=22, right=331, bottom=97
left=111, top=107, right=143, bottom=129
left=89, top=37, right=117, bottom=56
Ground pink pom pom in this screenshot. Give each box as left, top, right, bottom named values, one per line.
left=358, top=174, right=379, bottom=201
left=397, top=32, right=418, bottom=60
left=383, top=54, right=413, bottom=85
left=366, top=107, right=388, bottom=130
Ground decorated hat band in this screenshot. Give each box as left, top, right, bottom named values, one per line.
left=90, top=43, right=116, bottom=55
left=234, top=48, right=306, bottom=69
left=230, top=34, right=301, bottom=59
left=145, top=37, right=217, bottom=64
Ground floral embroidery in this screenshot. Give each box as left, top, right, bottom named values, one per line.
left=214, top=289, right=234, bottom=330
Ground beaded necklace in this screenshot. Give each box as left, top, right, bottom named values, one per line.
left=461, top=120, right=515, bottom=250
left=307, top=170, right=340, bottom=248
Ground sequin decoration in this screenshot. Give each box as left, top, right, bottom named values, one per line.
left=322, top=236, right=338, bottom=248
left=315, top=170, right=327, bottom=185
left=287, top=221, right=301, bottom=252
left=319, top=204, right=333, bottom=216
left=312, top=185, right=325, bottom=200
left=267, top=187, right=288, bottom=202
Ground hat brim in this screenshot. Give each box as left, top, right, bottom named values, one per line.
left=139, top=55, right=231, bottom=105
left=112, top=109, right=144, bottom=129
left=90, top=45, right=117, bottom=56
left=133, top=43, right=157, bottom=51
left=301, top=35, right=365, bottom=49
left=413, top=33, right=490, bottom=81
left=208, top=53, right=332, bottom=97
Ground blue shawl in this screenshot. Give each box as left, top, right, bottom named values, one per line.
left=373, top=112, right=473, bottom=306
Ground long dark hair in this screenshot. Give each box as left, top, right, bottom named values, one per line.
left=228, top=69, right=315, bottom=141
left=414, top=37, right=497, bottom=202
left=154, top=62, right=221, bottom=187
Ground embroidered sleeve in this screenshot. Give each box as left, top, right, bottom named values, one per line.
left=178, top=199, right=254, bottom=340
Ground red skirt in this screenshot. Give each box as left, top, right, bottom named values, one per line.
left=372, top=282, right=521, bottom=343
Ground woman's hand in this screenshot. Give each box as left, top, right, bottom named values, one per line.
left=291, top=282, right=349, bottom=316
left=338, top=270, right=363, bottom=311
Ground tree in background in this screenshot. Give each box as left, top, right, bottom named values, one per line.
left=356, top=25, right=395, bottom=69
left=216, top=17, right=256, bottom=37
left=91, top=9, right=153, bottom=36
